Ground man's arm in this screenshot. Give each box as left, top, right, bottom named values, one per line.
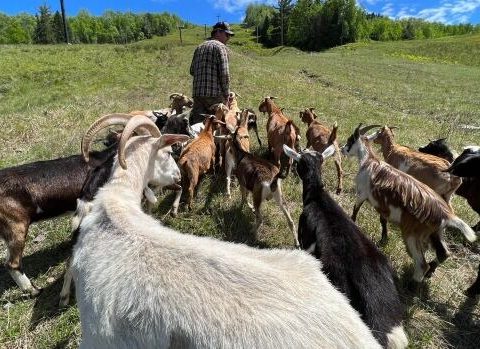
left=217, top=45, right=230, bottom=97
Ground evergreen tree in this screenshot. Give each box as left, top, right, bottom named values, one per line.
left=52, top=11, right=66, bottom=43
left=34, top=5, right=54, bottom=44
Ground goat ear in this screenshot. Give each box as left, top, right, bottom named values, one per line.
left=321, top=144, right=336, bottom=160
left=157, top=134, right=190, bottom=149
left=283, top=144, right=301, bottom=162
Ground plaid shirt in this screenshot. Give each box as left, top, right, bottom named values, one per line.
left=190, top=39, right=230, bottom=98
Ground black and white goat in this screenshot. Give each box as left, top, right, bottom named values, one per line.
left=341, top=124, right=476, bottom=282
left=71, top=114, right=381, bottom=348
left=284, top=144, right=408, bottom=348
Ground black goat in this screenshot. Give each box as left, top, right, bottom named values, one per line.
left=418, top=138, right=455, bottom=163
left=283, top=143, right=408, bottom=348
left=419, top=140, right=480, bottom=232
left=446, top=146, right=480, bottom=177
left=445, top=146, right=480, bottom=298
left=0, top=140, right=117, bottom=296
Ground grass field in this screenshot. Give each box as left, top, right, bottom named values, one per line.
left=1, top=25, right=480, bottom=348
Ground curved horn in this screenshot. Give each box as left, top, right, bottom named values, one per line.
left=359, top=124, right=382, bottom=135
left=118, top=116, right=161, bottom=170
left=82, top=113, right=137, bottom=162
left=169, top=93, right=182, bottom=100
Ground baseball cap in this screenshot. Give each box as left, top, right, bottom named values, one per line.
left=212, top=21, right=235, bottom=36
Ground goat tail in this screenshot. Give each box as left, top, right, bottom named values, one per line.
left=446, top=217, right=477, bottom=242
left=386, top=325, right=408, bottom=349
left=328, top=122, right=338, bottom=145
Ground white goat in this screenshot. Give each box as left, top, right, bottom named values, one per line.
left=71, top=115, right=381, bottom=349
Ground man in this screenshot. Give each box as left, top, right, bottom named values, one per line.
left=189, top=21, right=234, bottom=124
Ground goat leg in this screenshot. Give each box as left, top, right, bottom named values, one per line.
left=351, top=200, right=364, bottom=222
left=6, top=229, right=41, bottom=296
left=254, top=128, right=262, bottom=147
left=163, top=183, right=182, bottom=217
left=59, top=258, right=73, bottom=307
left=273, top=188, right=299, bottom=248
left=379, top=217, right=388, bottom=245
left=425, top=232, right=451, bottom=278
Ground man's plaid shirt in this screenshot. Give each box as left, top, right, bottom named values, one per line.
left=190, top=39, right=230, bottom=98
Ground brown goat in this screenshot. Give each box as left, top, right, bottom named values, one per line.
left=228, top=127, right=298, bottom=247
left=259, top=97, right=299, bottom=176
left=342, top=124, right=476, bottom=282
left=369, top=126, right=462, bottom=242
left=178, top=115, right=220, bottom=210
left=300, top=108, right=343, bottom=194
left=222, top=109, right=252, bottom=198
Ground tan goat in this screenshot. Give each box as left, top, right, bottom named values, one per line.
left=342, top=124, right=476, bottom=282
left=300, top=108, right=343, bottom=194
left=222, top=109, right=252, bottom=198
left=178, top=115, right=220, bottom=210
left=374, top=126, right=461, bottom=203
left=259, top=97, right=299, bottom=176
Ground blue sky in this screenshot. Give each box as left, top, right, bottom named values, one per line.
left=1, top=1, right=479, bottom=25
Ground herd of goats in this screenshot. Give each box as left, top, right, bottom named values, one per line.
left=1, top=92, right=479, bottom=348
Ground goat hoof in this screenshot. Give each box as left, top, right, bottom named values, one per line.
left=378, top=237, right=388, bottom=246
left=465, top=286, right=479, bottom=298
left=335, top=188, right=342, bottom=195
left=424, top=261, right=439, bottom=279
left=59, top=296, right=70, bottom=307
left=29, top=286, right=42, bottom=297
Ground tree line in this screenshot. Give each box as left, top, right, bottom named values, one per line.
left=0, top=6, right=184, bottom=44
left=1, top=2, right=478, bottom=48
left=244, top=0, right=480, bottom=50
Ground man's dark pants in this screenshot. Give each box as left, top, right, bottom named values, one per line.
left=189, top=96, right=225, bottom=124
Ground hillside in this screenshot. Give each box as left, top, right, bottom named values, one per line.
left=1, top=26, right=480, bottom=348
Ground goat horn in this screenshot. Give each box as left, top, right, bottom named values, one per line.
left=359, top=124, right=381, bottom=135
left=118, top=116, right=161, bottom=170
left=82, top=113, right=137, bottom=162
left=169, top=93, right=182, bottom=100
left=230, top=91, right=241, bottom=98
left=387, top=125, right=399, bottom=130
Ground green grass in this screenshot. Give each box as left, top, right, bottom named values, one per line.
left=1, top=26, right=480, bottom=348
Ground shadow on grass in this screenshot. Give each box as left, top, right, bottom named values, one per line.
left=398, top=264, right=480, bottom=348
left=0, top=239, right=72, bottom=299
left=443, top=295, right=480, bottom=348
left=29, top=275, right=70, bottom=331
left=203, top=172, right=225, bottom=212
left=213, top=203, right=268, bottom=249
left=397, top=264, right=432, bottom=305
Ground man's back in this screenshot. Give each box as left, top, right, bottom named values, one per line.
left=190, top=39, right=230, bottom=98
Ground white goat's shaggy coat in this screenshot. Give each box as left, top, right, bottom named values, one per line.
left=72, top=130, right=380, bottom=348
